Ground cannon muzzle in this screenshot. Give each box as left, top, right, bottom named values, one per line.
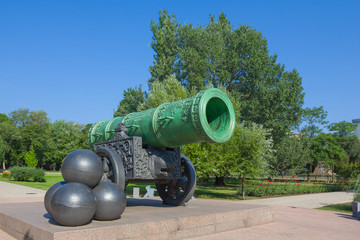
left=88, top=88, right=235, bottom=148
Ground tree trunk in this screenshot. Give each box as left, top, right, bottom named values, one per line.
left=215, top=176, right=225, bottom=186
left=2, top=156, right=5, bottom=170
left=307, top=165, right=312, bottom=182
left=241, top=176, right=245, bottom=200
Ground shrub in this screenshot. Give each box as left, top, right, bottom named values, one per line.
left=31, top=168, right=46, bottom=182
left=2, top=170, right=11, bottom=178
left=354, top=176, right=360, bottom=202
left=9, top=166, right=46, bottom=182
left=238, top=180, right=353, bottom=197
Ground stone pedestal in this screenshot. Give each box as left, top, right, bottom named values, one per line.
left=0, top=198, right=274, bottom=240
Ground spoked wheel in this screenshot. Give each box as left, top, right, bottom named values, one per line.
left=95, top=147, right=126, bottom=191
left=156, top=155, right=196, bottom=206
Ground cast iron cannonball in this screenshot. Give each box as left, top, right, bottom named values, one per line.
left=50, top=182, right=96, bottom=226
left=44, top=181, right=66, bottom=217
left=93, top=182, right=126, bottom=220
left=61, top=149, right=103, bottom=187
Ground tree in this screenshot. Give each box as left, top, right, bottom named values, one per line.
left=227, top=123, right=273, bottom=199
left=45, top=120, right=84, bottom=169
left=328, top=121, right=360, bottom=180
left=25, top=145, right=37, bottom=168
left=149, top=10, right=180, bottom=83
left=0, top=113, right=12, bottom=124
left=269, top=134, right=309, bottom=177
left=0, top=121, right=21, bottom=167
left=0, top=115, right=13, bottom=169
left=329, top=121, right=360, bottom=163
left=298, top=106, right=330, bottom=181
left=182, top=122, right=273, bottom=199
left=0, top=137, right=10, bottom=169
left=311, top=133, right=346, bottom=182
left=300, top=106, right=328, bottom=137
left=138, top=75, right=189, bottom=111
left=7, top=108, right=51, bottom=167
left=80, top=123, right=93, bottom=150
left=114, top=86, right=145, bottom=117
left=149, top=10, right=304, bottom=144
left=9, top=108, right=49, bottom=128
left=328, top=121, right=357, bottom=137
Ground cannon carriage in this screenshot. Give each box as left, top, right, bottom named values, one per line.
left=88, top=88, right=235, bottom=206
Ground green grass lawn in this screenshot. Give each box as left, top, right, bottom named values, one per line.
left=0, top=175, right=64, bottom=190
left=0, top=174, right=256, bottom=200
left=316, top=202, right=353, bottom=214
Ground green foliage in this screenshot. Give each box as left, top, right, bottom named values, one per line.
left=0, top=113, right=13, bottom=124
left=311, top=133, right=346, bottom=176
left=0, top=109, right=90, bottom=169
left=139, top=75, right=188, bottom=110
left=243, top=181, right=352, bottom=197
left=9, top=166, right=45, bottom=182
left=300, top=106, right=328, bottom=137
left=328, top=121, right=357, bottom=137
left=45, top=120, right=84, bottom=167
left=10, top=108, right=49, bottom=128
left=114, top=86, right=145, bottom=117
left=269, top=134, right=309, bottom=175
left=31, top=168, right=46, bottom=182
left=80, top=123, right=93, bottom=149
left=24, top=146, right=37, bottom=168
left=335, top=159, right=360, bottom=181
left=2, top=170, right=11, bottom=178
left=336, top=135, right=360, bottom=163
left=354, top=176, right=360, bottom=202
left=7, top=109, right=52, bottom=167
left=0, top=120, right=21, bottom=167
left=149, top=10, right=304, bottom=144
left=182, top=122, right=273, bottom=180
left=149, top=10, right=180, bottom=83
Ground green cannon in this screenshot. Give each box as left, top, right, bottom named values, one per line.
left=88, top=88, right=235, bottom=206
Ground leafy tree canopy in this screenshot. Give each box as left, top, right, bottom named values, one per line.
left=182, top=122, right=273, bottom=180
left=300, top=106, right=328, bottom=137
left=328, top=121, right=357, bottom=137
left=269, top=134, right=310, bottom=176
left=114, top=86, right=145, bottom=117
left=9, top=108, right=49, bottom=128
left=45, top=120, right=84, bottom=166
left=0, top=113, right=13, bottom=124
left=138, top=74, right=189, bottom=111
left=311, top=133, right=346, bottom=172
left=149, top=10, right=304, bottom=144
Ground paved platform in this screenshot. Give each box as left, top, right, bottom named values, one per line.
left=0, top=181, right=46, bottom=199
left=0, top=197, right=274, bottom=240
left=249, top=191, right=354, bottom=208
left=188, top=205, right=360, bottom=240
left=1, top=181, right=358, bottom=240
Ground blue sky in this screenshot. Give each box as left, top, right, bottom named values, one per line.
left=1, top=0, right=359, bottom=126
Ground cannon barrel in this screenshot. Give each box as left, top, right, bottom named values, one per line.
left=88, top=88, right=235, bottom=148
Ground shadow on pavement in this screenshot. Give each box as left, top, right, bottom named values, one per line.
left=335, top=212, right=359, bottom=221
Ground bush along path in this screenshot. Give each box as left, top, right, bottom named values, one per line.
left=244, top=177, right=352, bottom=197
left=194, top=177, right=353, bottom=200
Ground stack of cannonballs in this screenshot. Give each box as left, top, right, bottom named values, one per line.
left=44, top=149, right=126, bottom=226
